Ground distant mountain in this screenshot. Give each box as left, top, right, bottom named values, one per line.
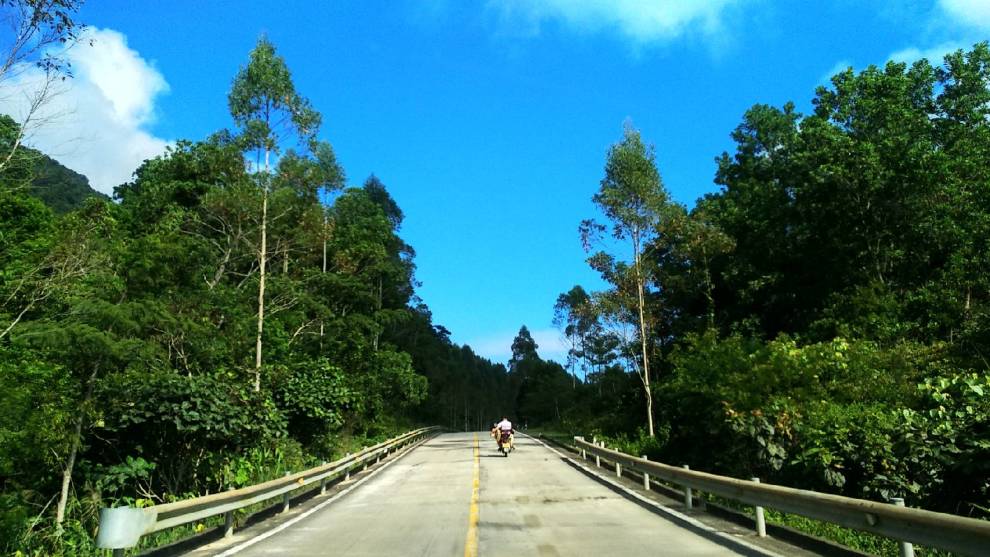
left=26, top=150, right=108, bottom=213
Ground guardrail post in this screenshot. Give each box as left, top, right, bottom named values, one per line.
left=222, top=486, right=236, bottom=538
left=282, top=472, right=291, bottom=513
left=683, top=465, right=693, bottom=510
left=890, top=498, right=915, bottom=557
left=344, top=453, right=351, bottom=481
left=642, top=456, right=650, bottom=490
left=224, top=509, right=234, bottom=538
left=595, top=441, right=602, bottom=468
left=615, top=461, right=622, bottom=478
left=752, top=478, right=766, bottom=537
left=319, top=461, right=329, bottom=494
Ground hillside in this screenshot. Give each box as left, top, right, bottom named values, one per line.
left=27, top=150, right=107, bottom=213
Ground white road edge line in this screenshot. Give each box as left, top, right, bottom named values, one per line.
left=212, top=436, right=430, bottom=557
left=522, top=433, right=784, bottom=557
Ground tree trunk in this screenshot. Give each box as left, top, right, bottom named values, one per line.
left=703, top=249, right=716, bottom=331
left=373, top=277, right=382, bottom=351
left=55, top=365, right=98, bottom=533
left=319, top=218, right=327, bottom=349
left=254, top=150, right=270, bottom=393
left=571, top=331, right=577, bottom=389
left=633, top=230, right=655, bottom=437
left=0, top=298, right=34, bottom=341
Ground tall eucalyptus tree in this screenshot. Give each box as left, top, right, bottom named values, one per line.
left=227, top=37, right=322, bottom=391
left=580, top=124, right=671, bottom=437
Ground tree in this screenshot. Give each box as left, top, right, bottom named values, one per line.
left=553, top=285, right=594, bottom=387
left=0, top=0, right=87, bottom=176
left=579, top=123, right=670, bottom=437
left=510, top=325, right=538, bottom=372
left=7, top=198, right=126, bottom=533
left=227, top=36, right=322, bottom=391
left=360, top=175, right=415, bottom=350
left=651, top=204, right=733, bottom=335
left=506, top=325, right=573, bottom=426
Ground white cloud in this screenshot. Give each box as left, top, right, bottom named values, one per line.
left=0, top=27, right=170, bottom=195
left=938, top=0, right=990, bottom=31
left=878, top=1, right=986, bottom=73
left=464, top=327, right=569, bottom=364
left=889, top=41, right=967, bottom=65
left=486, top=0, right=743, bottom=45
left=819, top=59, right=853, bottom=85
left=824, top=41, right=965, bottom=87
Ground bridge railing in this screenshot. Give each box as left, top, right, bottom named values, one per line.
left=574, top=436, right=990, bottom=557
left=95, top=426, right=440, bottom=554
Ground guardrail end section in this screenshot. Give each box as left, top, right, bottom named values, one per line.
left=95, top=506, right=156, bottom=549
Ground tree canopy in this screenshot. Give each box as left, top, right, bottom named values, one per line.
left=0, top=37, right=512, bottom=555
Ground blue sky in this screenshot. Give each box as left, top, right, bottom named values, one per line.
left=6, top=1, right=988, bottom=364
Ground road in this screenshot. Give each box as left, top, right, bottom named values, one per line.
left=221, top=432, right=755, bottom=556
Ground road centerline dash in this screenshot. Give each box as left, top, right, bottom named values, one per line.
left=464, top=433, right=480, bottom=557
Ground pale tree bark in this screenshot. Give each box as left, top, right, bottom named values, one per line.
left=231, top=39, right=324, bottom=391
left=0, top=72, right=60, bottom=182
left=702, top=247, right=716, bottom=331
left=632, top=227, right=655, bottom=437
left=0, top=298, right=35, bottom=340
left=0, top=1, right=81, bottom=84
left=1, top=230, right=92, bottom=341
left=571, top=330, right=578, bottom=389
left=55, top=364, right=98, bottom=534
left=0, top=1, right=81, bottom=179
left=319, top=215, right=328, bottom=349
left=254, top=148, right=270, bottom=392
left=373, top=277, right=382, bottom=352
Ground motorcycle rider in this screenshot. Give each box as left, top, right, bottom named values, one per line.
left=494, top=416, right=513, bottom=452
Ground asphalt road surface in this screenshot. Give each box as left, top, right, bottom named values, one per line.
left=224, top=432, right=752, bottom=556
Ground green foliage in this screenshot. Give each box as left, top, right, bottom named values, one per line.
left=208, top=438, right=309, bottom=491
left=91, top=457, right=157, bottom=506
left=594, top=428, right=669, bottom=461
left=27, top=151, right=108, bottom=213
left=0, top=36, right=505, bottom=555
left=274, top=360, right=352, bottom=424
left=228, top=36, right=320, bottom=160
left=555, top=43, right=990, bottom=551
left=590, top=123, right=668, bottom=238
left=893, top=373, right=990, bottom=511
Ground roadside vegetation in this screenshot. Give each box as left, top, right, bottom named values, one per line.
left=2, top=1, right=989, bottom=555
left=0, top=4, right=510, bottom=554
left=516, top=41, right=990, bottom=554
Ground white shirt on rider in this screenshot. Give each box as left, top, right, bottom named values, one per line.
left=496, top=419, right=512, bottom=432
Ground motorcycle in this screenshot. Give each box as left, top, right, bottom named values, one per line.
left=497, top=431, right=513, bottom=457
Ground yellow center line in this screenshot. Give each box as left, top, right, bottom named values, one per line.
left=464, top=433, right=480, bottom=557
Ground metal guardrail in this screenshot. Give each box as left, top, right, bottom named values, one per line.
left=95, top=426, right=440, bottom=554
left=574, top=436, right=990, bottom=557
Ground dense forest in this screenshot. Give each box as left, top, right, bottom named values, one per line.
left=0, top=15, right=512, bottom=554
left=3, top=1, right=990, bottom=555
left=530, top=43, right=990, bottom=534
